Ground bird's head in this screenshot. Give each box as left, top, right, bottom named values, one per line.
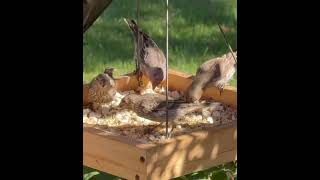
left=104, top=67, right=116, bottom=78
left=148, top=67, right=165, bottom=89
left=95, top=73, right=115, bottom=88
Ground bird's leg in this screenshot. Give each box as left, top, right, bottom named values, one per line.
left=134, top=63, right=140, bottom=76
left=166, top=122, right=176, bottom=138
left=218, top=84, right=225, bottom=96
left=137, top=70, right=143, bottom=87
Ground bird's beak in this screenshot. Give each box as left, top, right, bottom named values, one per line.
left=123, top=18, right=129, bottom=26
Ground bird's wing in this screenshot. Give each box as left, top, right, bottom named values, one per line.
left=203, top=62, right=222, bottom=87
left=143, top=47, right=166, bottom=68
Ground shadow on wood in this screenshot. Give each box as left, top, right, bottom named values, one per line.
left=83, top=69, right=237, bottom=180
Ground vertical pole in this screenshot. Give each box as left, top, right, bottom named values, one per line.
left=165, top=0, right=169, bottom=138
left=136, top=0, right=140, bottom=73
left=217, top=23, right=237, bottom=63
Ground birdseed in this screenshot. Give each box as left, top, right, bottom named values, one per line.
left=83, top=90, right=236, bottom=143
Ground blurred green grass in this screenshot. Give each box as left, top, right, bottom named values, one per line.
left=83, top=0, right=237, bottom=179
left=83, top=0, right=237, bottom=86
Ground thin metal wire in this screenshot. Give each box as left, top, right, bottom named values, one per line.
left=217, top=23, right=237, bottom=64
left=136, top=0, right=140, bottom=73
left=165, top=0, right=169, bottom=138
left=210, top=2, right=236, bottom=64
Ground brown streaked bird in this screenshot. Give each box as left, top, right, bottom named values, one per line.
left=104, top=67, right=116, bottom=79
left=120, top=93, right=221, bottom=136
left=120, top=94, right=210, bottom=123
left=124, top=18, right=166, bottom=93
left=88, top=68, right=117, bottom=111
left=186, top=51, right=237, bottom=103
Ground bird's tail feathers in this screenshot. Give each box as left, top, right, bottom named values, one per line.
left=123, top=18, right=139, bottom=34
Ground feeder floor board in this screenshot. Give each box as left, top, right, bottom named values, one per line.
left=83, top=69, right=237, bottom=180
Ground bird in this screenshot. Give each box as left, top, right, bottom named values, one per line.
left=185, top=51, right=237, bottom=103
left=104, top=67, right=116, bottom=79
left=88, top=67, right=117, bottom=112
left=119, top=93, right=215, bottom=136
left=119, top=93, right=220, bottom=135
left=124, top=18, right=166, bottom=94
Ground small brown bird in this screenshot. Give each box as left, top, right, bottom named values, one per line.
left=124, top=18, right=166, bottom=93
left=104, top=67, right=115, bottom=79
left=120, top=94, right=207, bottom=123
left=88, top=68, right=117, bottom=111
left=186, top=52, right=237, bottom=103
left=120, top=93, right=219, bottom=136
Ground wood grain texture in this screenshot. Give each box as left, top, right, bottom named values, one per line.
left=145, top=123, right=237, bottom=180
left=83, top=69, right=237, bottom=180
left=83, top=126, right=147, bottom=180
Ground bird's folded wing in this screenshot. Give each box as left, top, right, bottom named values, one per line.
left=143, top=47, right=166, bottom=68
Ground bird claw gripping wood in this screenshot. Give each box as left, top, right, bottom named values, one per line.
left=218, top=84, right=225, bottom=96
left=136, top=70, right=143, bottom=87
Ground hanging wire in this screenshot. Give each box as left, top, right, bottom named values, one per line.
left=165, top=0, right=169, bottom=138
left=210, top=1, right=237, bottom=64
left=136, top=0, right=140, bottom=73
left=217, top=23, right=237, bottom=64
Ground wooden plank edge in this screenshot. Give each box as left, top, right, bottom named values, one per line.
left=83, top=120, right=236, bottom=150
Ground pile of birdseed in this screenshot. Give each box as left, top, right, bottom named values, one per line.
left=83, top=87, right=237, bottom=143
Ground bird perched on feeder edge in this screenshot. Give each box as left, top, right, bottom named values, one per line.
left=185, top=51, right=237, bottom=103
left=124, top=18, right=166, bottom=94
left=88, top=67, right=117, bottom=112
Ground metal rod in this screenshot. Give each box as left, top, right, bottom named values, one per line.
left=136, top=0, right=140, bottom=72
left=165, top=0, right=169, bottom=138
left=217, top=23, right=237, bottom=64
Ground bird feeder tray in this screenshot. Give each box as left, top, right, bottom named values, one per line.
left=83, top=69, right=237, bottom=180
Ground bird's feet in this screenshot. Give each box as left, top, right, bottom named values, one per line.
left=162, top=122, right=175, bottom=138
left=217, top=84, right=225, bottom=96
left=135, top=70, right=143, bottom=86
left=165, top=124, right=175, bottom=139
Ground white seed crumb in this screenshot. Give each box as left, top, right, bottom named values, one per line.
left=149, top=135, right=155, bottom=141
left=202, top=110, right=211, bottom=118
left=195, top=115, right=203, bottom=121
left=211, top=111, right=221, bottom=117
left=207, top=117, right=214, bottom=124
left=83, top=109, right=90, bottom=116
left=83, top=116, right=89, bottom=123
left=88, top=117, right=98, bottom=124
left=169, top=91, right=181, bottom=100
left=160, top=136, right=166, bottom=140
left=88, top=112, right=101, bottom=118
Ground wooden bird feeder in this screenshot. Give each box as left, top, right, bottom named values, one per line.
left=83, top=69, right=237, bottom=180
